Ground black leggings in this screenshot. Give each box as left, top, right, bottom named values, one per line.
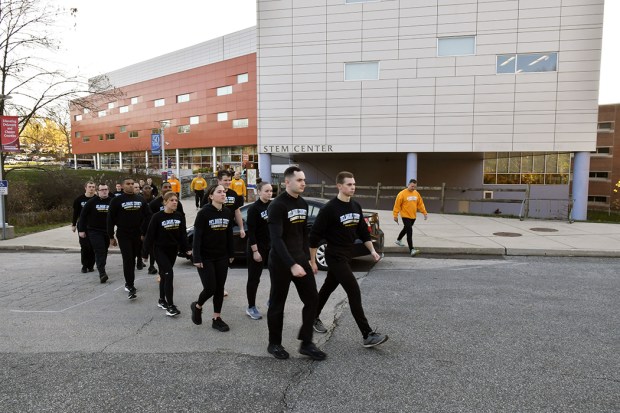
left=116, top=233, right=141, bottom=288
left=267, top=259, right=318, bottom=346
left=79, top=234, right=95, bottom=269
left=196, top=257, right=229, bottom=313
left=397, top=217, right=416, bottom=250
left=317, top=255, right=372, bottom=338
left=246, top=245, right=268, bottom=307
left=88, top=230, right=109, bottom=275
left=154, top=245, right=178, bottom=305
left=194, top=190, right=204, bottom=208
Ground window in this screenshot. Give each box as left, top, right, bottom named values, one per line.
left=83, top=108, right=90, bottom=114
left=151, top=128, right=160, bottom=134
left=437, top=36, right=476, bottom=56
left=119, top=105, right=129, bottom=113
left=130, top=96, right=138, bottom=104
left=106, top=133, right=115, bottom=140
left=154, top=98, right=165, bottom=107
left=75, top=131, right=81, bottom=138
left=344, top=61, right=379, bottom=81
left=98, top=110, right=106, bottom=117
left=108, top=102, right=114, bottom=109
left=178, top=125, right=190, bottom=134
left=217, top=112, right=228, bottom=122
left=177, top=93, right=190, bottom=103
left=588, top=196, right=608, bottom=203
left=217, top=85, right=233, bottom=96
left=160, top=120, right=171, bottom=128
left=597, top=122, right=614, bottom=132
left=190, top=116, right=200, bottom=125
left=483, top=152, right=570, bottom=185
left=129, top=131, right=139, bottom=138
left=120, top=125, right=127, bottom=133
left=497, top=53, right=558, bottom=74
left=232, top=118, right=249, bottom=128
left=237, top=73, right=248, bottom=84
left=98, top=135, right=104, bottom=141
left=592, top=147, right=611, bottom=155
left=82, top=136, right=90, bottom=142
left=74, top=114, right=82, bottom=121
left=589, top=171, right=609, bottom=179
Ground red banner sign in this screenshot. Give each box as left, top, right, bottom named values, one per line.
left=0, top=116, right=20, bottom=152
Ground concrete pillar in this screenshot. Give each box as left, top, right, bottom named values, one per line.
left=73, top=154, right=77, bottom=170
left=145, top=150, right=149, bottom=172
left=406, top=153, right=418, bottom=184
left=92, top=154, right=96, bottom=170
left=119, top=152, right=123, bottom=170
left=96, top=153, right=100, bottom=170
left=571, top=151, right=590, bottom=221
left=212, top=147, right=217, bottom=173
left=259, top=153, right=272, bottom=182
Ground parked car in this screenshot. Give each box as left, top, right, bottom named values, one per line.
left=184, top=197, right=384, bottom=270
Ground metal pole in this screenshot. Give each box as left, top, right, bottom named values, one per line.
left=0, top=152, right=6, bottom=240
left=161, top=124, right=165, bottom=177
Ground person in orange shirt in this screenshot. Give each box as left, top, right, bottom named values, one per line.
left=231, top=171, right=247, bottom=200
left=392, top=179, right=428, bottom=257
left=168, top=174, right=181, bottom=197
left=190, top=173, right=208, bottom=208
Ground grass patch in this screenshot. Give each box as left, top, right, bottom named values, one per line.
left=14, top=221, right=69, bottom=237
left=587, top=210, right=620, bottom=223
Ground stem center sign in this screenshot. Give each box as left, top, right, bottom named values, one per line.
left=0, top=116, right=20, bottom=152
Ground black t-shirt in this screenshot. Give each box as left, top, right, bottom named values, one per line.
left=142, top=210, right=189, bottom=256
left=107, top=193, right=151, bottom=237
left=78, top=196, right=112, bottom=232
left=247, top=198, right=270, bottom=249
left=267, top=192, right=309, bottom=268
left=192, top=204, right=234, bottom=262
left=72, top=194, right=95, bottom=226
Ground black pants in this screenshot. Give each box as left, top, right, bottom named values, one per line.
left=88, top=230, right=109, bottom=275
left=397, top=217, right=416, bottom=250
left=154, top=245, right=178, bottom=305
left=196, top=257, right=229, bottom=313
left=267, top=259, right=317, bottom=346
left=116, top=232, right=142, bottom=288
left=149, top=251, right=156, bottom=269
left=194, top=190, right=204, bottom=208
left=317, top=254, right=372, bottom=338
left=246, top=245, right=268, bottom=307
left=79, top=234, right=95, bottom=269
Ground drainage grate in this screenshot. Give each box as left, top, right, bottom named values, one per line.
left=493, top=232, right=522, bottom=237
left=530, top=227, right=559, bottom=233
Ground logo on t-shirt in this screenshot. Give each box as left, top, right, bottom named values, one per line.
left=260, top=210, right=268, bottom=221
left=225, top=196, right=237, bottom=206
left=339, top=212, right=360, bottom=227
left=121, top=201, right=143, bottom=210
left=161, top=219, right=181, bottom=230
left=287, top=208, right=307, bottom=223
left=406, top=196, right=418, bottom=202
left=96, top=204, right=109, bottom=213
left=208, top=218, right=230, bottom=230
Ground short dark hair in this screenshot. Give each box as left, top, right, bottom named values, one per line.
left=97, top=183, right=108, bottom=189
left=122, top=177, right=134, bottom=184
left=283, top=166, right=301, bottom=179
left=409, top=179, right=417, bottom=184
left=205, top=184, right=223, bottom=203
left=84, top=180, right=95, bottom=187
left=217, top=170, right=232, bottom=180
left=336, top=171, right=354, bottom=184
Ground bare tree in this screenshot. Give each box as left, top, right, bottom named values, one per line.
left=0, top=0, right=123, bottom=174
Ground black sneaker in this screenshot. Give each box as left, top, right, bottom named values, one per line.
left=267, top=343, right=290, bottom=360
left=99, top=273, right=108, bottom=283
left=136, top=261, right=144, bottom=270
left=212, top=317, right=230, bottom=332
left=190, top=301, right=202, bottom=325
left=124, top=284, right=138, bottom=292
left=157, top=299, right=168, bottom=310
left=363, top=332, right=389, bottom=348
left=166, top=305, right=180, bottom=317
left=299, top=342, right=326, bottom=361
left=148, top=266, right=158, bottom=275
left=81, top=266, right=87, bottom=274
left=127, top=287, right=137, bottom=300
left=313, top=318, right=328, bottom=333
left=88, top=267, right=95, bottom=272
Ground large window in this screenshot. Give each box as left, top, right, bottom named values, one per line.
left=74, top=114, right=82, bottom=121
left=130, top=97, right=138, bottom=104
left=597, top=122, right=614, bottom=132
left=119, top=105, right=129, bottom=113
left=82, top=136, right=90, bottom=142
left=177, top=93, right=190, bottom=103
left=154, top=98, right=165, bottom=107
left=129, top=131, right=139, bottom=138
left=344, top=62, right=379, bottom=81
left=98, top=110, right=106, bottom=117
left=497, top=53, right=558, bottom=74
left=589, top=171, right=609, bottom=179
left=232, top=118, right=249, bottom=128
left=120, top=125, right=127, bottom=133
left=105, top=133, right=115, bottom=141
left=177, top=125, right=190, bottom=134
left=190, top=116, right=200, bottom=125
left=588, top=196, right=608, bottom=204
left=237, top=73, right=248, bottom=84
left=217, top=112, right=228, bottom=122
left=217, top=86, right=233, bottom=96
left=108, top=102, right=114, bottom=109
left=483, top=152, right=570, bottom=185
left=437, top=36, right=475, bottom=56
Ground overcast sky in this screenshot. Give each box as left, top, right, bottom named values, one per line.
left=56, top=0, right=619, bottom=104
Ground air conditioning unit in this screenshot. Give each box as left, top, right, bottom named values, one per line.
left=483, top=190, right=494, bottom=200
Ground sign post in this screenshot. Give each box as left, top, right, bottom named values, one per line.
left=0, top=115, right=19, bottom=241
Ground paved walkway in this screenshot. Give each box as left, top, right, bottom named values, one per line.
left=1, top=199, right=620, bottom=257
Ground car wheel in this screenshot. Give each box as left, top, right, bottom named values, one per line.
left=315, top=242, right=328, bottom=271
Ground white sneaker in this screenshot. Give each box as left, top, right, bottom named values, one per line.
left=410, top=249, right=418, bottom=257
left=394, top=240, right=405, bottom=247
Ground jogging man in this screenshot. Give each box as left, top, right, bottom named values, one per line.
left=203, top=170, right=246, bottom=239
left=310, top=171, right=388, bottom=348
left=107, top=177, right=151, bottom=299
left=266, top=166, right=325, bottom=361
left=393, top=179, right=428, bottom=257
left=78, top=183, right=112, bottom=283
left=190, top=173, right=208, bottom=208
left=72, top=181, right=97, bottom=273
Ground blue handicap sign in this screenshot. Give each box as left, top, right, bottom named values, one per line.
left=0, top=180, right=7, bottom=195
left=151, top=134, right=161, bottom=155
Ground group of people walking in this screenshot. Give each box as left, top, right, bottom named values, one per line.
left=73, top=167, right=395, bottom=360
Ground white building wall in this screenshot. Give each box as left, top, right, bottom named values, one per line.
left=256, top=0, right=604, bottom=154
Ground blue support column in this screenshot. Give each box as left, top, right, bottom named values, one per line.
left=406, top=153, right=418, bottom=184
left=571, top=151, right=590, bottom=221
left=259, top=153, right=272, bottom=182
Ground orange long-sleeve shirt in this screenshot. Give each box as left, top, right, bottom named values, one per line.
left=168, top=178, right=181, bottom=194
left=393, top=189, right=427, bottom=219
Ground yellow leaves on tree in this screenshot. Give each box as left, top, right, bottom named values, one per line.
left=20, top=118, right=69, bottom=157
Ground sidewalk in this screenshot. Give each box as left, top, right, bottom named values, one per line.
left=1, top=201, right=620, bottom=257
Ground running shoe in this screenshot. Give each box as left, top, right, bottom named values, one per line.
left=157, top=299, right=168, bottom=310
left=299, top=342, right=326, bottom=361
left=313, top=318, right=328, bottom=333
left=136, top=261, right=144, bottom=270
left=99, top=273, right=108, bottom=284
left=410, top=249, right=418, bottom=257
left=363, top=332, right=389, bottom=348
left=124, top=284, right=138, bottom=292
left=394, top=239, right=405, bottom=247
left=212, top=317, right=230, bottom=332
left=166, top=305, right=180, bottom=317
left=267, top=343, right=289, bottom=360
left=127, top=287, right=137, bottom=300
left=148, top=266, right=158, bottom=275
left=246, top=306, right=262, bottom=320
left=81, top=266, right=87, bottom=274
left=88, top=267, right=94, bottom=272
left=190, top=301, right=202, bottom=325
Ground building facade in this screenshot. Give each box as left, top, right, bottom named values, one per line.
left=256, top=0, right=604, bottom=219
left=71, top=28, right=258, bottom=176
left=589, top=104, right=620, bottom=211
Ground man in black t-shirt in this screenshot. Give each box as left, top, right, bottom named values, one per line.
left=72, top=181, right=97, bottom=273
